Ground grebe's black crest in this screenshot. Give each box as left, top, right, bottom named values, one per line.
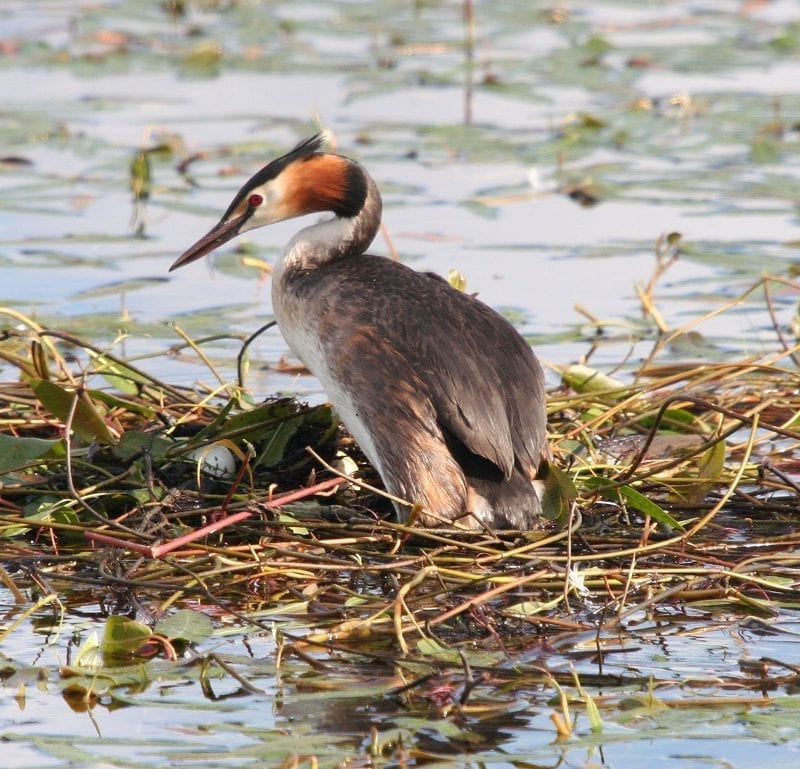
left=219, top=134, right=328, bottom=222
left=220, top=133, right=367, bottom=223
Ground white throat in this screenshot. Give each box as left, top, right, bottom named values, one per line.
left=281, top=215, right=358, bottom=272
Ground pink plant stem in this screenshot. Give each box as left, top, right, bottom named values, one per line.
left=85, top=476, right=346, bottom=556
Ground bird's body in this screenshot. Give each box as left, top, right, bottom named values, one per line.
left=172, top=135, right=549, bottom=529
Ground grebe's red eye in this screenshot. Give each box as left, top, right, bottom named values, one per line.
left=248, top=193, right=264, bottom=207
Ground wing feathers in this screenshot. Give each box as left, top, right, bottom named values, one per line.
left=310, top=257, right=547, bottom=481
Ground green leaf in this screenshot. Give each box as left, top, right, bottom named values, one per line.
left=572, top=668, right=604, bottom=733
left=70, top=278, right=169, bottom=303
left=617, top=483, right=682, bottom=530
left=257, top=418, right=301, bottom=468
left=683, top=439, right=725, bottom=504
left=540, top=459, right=578, bottom=524
left=584, top=477, right=683, bottom=530
left=343, top=596, right=369, bottom=608
left=88, top=351, right=156, bottom=395
left=416, top=638, right=503, bottom=666
left=22, top=496, right=79, bottom=524
left=639, top=407, right=700, bottom=429
left=576, top=111, right=607, bottom=130
left=584, top=34, right=613, bottom=57
left=0, top=434, right=63, bottom=475
left=90, top=389, right=156, bottom=417
left=504, top=598, right=562, bottom=616
left=2, top=496, right=80, bottom=538
left=102, top=615, right=152, bottom=656
left=73, top=631, right=102, bottom=670
left=392, top=715, right=482, bottom=742
left=278, top=511, right=309, bottom=536
left=130, top=150, right=151, bottom=203
left=30, top=379, right=116, bottom=444
left=154, top=609, right=213, bottom=643
left=197, top=399, right=310, bottom=468
left=584, top=688, right=604, bottom=732
left=560, top=364, right=628, bottom=399
left=189, top=398, right=236, bottom=444
left=220, top=399, right=300, bottom=441
left=182, top=40, right=223, bottom=74
left=114, top=430, right=172, bottom=462
left=771, top=22, right=800, bottom=53
left=751, top=133, right=782, bottom=163
left=416, top=637, right=454, bottom=659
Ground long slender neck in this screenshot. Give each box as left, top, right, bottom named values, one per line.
left=281, top=169, right=382, bottom=272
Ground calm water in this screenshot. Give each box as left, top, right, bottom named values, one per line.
left=2, top=1, right=800, bottom=766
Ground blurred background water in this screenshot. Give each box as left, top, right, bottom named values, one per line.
left=3, top=0, right=799, bottom=399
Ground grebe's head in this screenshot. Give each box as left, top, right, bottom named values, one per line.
left=170, top=133, right=368, bottom=271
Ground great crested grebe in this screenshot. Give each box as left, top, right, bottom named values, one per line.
left=171, top=134, right=549, bottom=529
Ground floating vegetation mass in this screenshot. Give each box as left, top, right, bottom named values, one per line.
left=1, top=271, right=799, bottom=764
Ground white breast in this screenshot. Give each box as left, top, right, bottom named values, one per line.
left=271, top=261, right=385, bottom=484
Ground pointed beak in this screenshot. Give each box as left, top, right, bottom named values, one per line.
left=169, top=210, right=250, bottom=271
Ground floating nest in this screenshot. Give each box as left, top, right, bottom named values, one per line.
left=1, top=276, right=799, bottom=705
